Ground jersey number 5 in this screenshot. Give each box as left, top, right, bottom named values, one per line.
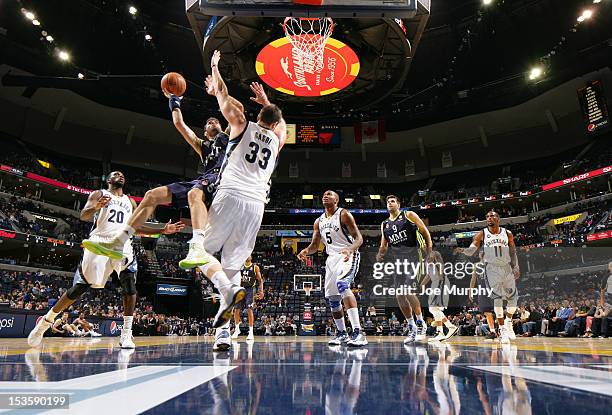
left=325, top=232, right=332, bottom=244
left=245, top=142, right=272, bottom=169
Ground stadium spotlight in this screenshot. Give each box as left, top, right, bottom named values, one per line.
left=369, top=195, right=381, bottom=200
left=45, top=35, right=54, bottom=42
left=77, top=73, right=84, bottom=79
left=129, top=6, right=138, bottom=15
left=577, top=9, right=593, bottom=22
left=483, top=0, right=493, bottom=5
left=528, top=66, right=543, bottom=80
left=32, top=19, right=41, bottom=26
left=24, top=11, right=35, bottom=20
left=144, top=34, right=152, bottom=41
left=593, top=0, right=601, bottom=3
left=57, top=50, right=70, bottom=62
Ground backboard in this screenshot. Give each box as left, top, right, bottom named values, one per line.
left=195, top=0, right=426, bottom=18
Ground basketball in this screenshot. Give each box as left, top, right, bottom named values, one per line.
left=161, top=72, right=186, bottom=97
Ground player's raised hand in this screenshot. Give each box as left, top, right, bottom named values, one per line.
left=249, top=82, right=270, bottom=106
left=205, top=75, right=217, bottom=96
left=162, top=220, right=186, bottom=235
left=211, top=50, right=221, bottom=68
left=297, top=249, right=309, bottom=262
left=95, top=195, right=112, bottom=210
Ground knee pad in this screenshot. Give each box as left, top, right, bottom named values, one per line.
left=119, top=271, right=137, bottom=295
left=326, top=296, right=342, bottom=312
left=66, top=283, right=90, bottom=300
left=494, top=306, right=505, bottom=319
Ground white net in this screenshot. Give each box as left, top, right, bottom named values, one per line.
left=283, top=17, right=334, bottom=74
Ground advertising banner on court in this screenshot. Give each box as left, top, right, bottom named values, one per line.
left=156, top=284, right=188, bottom=296
left=0, top=312, right=27, bottom=338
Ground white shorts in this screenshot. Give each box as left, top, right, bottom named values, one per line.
left=75, top=249, right=136, bottom=289
left=324, top=252, right=360, bottom=298
left=203, top=190, right=265, bottom=270
left=484, top=263, right=517, bottom=301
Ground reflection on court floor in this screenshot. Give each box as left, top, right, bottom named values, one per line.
left=0, top=337, right=610, bottom=414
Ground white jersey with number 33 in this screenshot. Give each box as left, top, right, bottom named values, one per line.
left=217, top=121, right=280, bottom=203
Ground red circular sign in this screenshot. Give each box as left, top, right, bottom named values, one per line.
left=256, top=36, right=360, bottom=97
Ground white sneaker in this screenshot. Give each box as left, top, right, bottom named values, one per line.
left=232, top=328, right=240, bottom=339
left=246, top=330, right=254, bottom=341
left=82, top=238, right=125, bottom=260
left=499, top=326, right=510, bottom=344
left=504, top=318, right=516, bottom=340
left=404, top=329, right=417, bottom=344
left=415, top=322, right=427, bottom=342
left=213, top=328, right=232, bottom=352
left=119, top=329, right=136, bottom=349
left=328, top=331, right=349, bottom=345
left=443, top=325, right=459, bottom=341
left=347, top=329, right=368, bottom=347
left=429, top=331, right=446, bottom=342
left=179, top=243, right=213, bottom=270
left=213, top=285, right=246, bottom=328
left=27, top=317, right=53, bottom=348
left=90, top=330, right=102, bottom=337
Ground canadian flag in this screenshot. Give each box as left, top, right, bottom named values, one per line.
left=354, top=120, right=386, bottom=144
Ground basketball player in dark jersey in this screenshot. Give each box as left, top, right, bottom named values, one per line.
left=377, top=195, right=432, bottom=344
left=232, top=255, right=264, bottom=341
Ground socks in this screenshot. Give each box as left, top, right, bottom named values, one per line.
left=334, top=317, right=347, bottom=332
left=191, top=229, right=206, bottom=245
left=123, top=316, right=133, bottom=331
left=346, top=308, right=361, bottom=330
left=407, top=317, right=416, bottom=329
left=45, top=309, right=59, bottom=323
left=415, top=313, right=424, bottom=323
left=118, top=225, right=136, bottom=244
left=211, top=271, right=233, bottom=296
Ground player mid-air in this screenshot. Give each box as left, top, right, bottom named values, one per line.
left=192, top=50, right=287, bottom=351
left=232, top=255, right=264, bottom=341
left=455, top=210, right=520, bottom=344
left=298, top=190, right=367, bottom=347
left=28, top=171, right=184, bottom=349
left=81, top=76, right=229, bottom=269
left=377, top=195, right=432, bottom=343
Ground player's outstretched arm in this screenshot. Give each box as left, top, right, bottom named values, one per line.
left=169, top=96, right=203, bottom=158
left=80, top=190, right=109, bottom=222
left=210, top=50, right=247, bottom=135
left=455, top=231, right=483, bottom=257
left=298, top=218, right=322, bottom=260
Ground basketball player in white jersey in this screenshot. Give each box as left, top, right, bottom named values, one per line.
left=298, top=190, right=367, bottom=347
left=189, top=50, right=287, bottom=351
left=456, top=211, right=520, bottom=343
left=27, top=171, right=184, bottom=349
left=420, top=250, right=458, bottom=342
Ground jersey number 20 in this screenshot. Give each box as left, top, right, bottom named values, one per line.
left=108, top=209, right=124, bottom=224
left=245, top=142, right=272, bottom=169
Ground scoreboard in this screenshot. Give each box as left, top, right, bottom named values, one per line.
left=285, top=124, right=341, bottom=146
left=577, top=80, right=610, bottom=135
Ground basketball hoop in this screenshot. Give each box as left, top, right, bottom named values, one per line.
left=283, top=17, right=334, bottom=74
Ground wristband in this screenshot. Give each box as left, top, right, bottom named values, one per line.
left=169, top=95, right=181, bottom=112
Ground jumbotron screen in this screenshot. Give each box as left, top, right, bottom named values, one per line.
left=285, top=124, right=341, bottom=146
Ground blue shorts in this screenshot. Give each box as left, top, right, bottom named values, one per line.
left=166, top=172, right=218, bottom=209
left=238, top=287, right=255, bottom=310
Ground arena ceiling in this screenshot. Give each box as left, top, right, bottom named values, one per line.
left=0, top=0, right=610, bottom=126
